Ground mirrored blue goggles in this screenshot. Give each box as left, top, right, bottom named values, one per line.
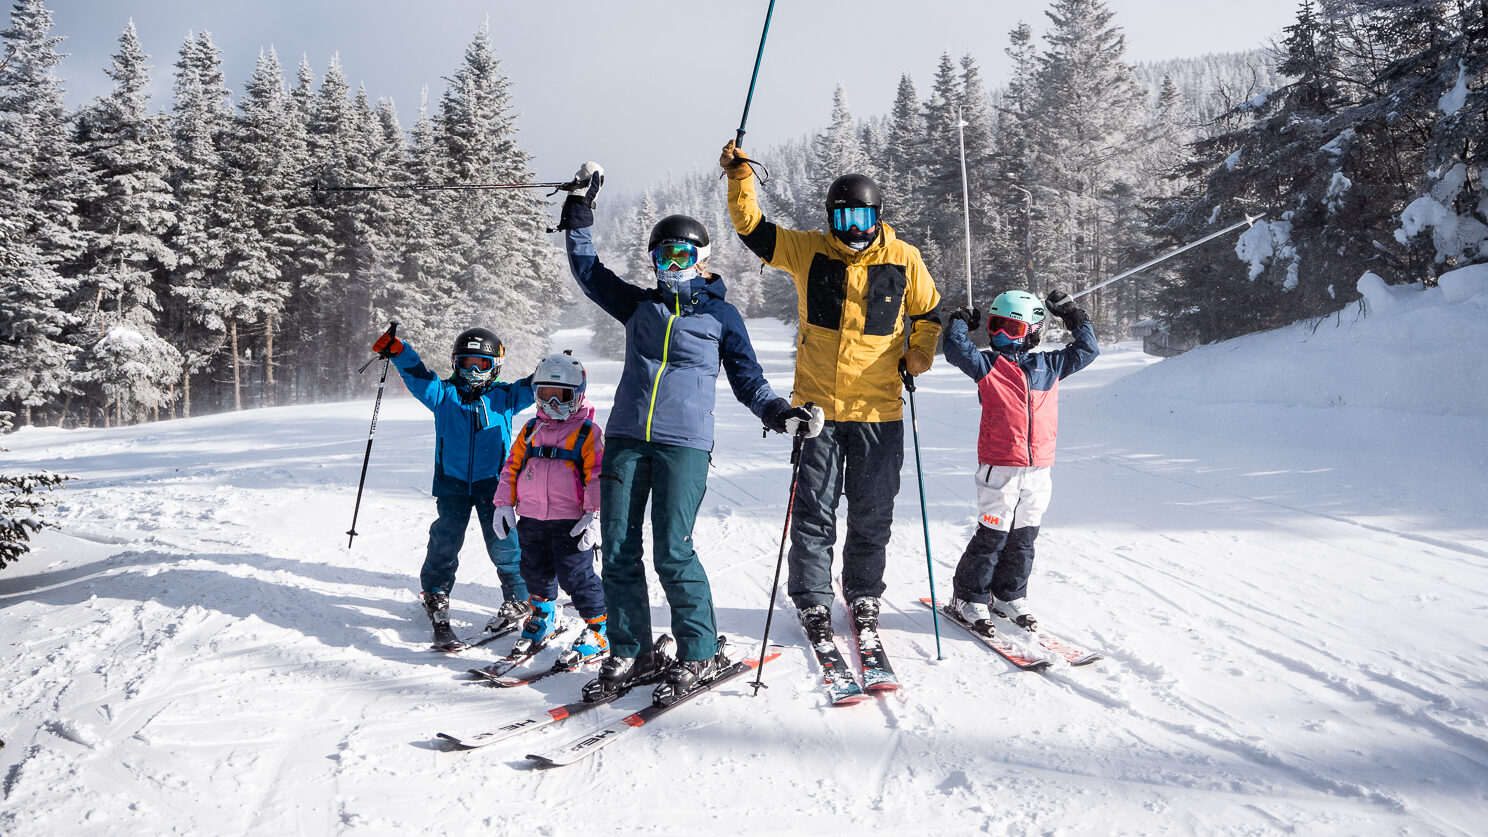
left=651, top=241, right=699, bottom=271
left=830, top=206, right=878, bottom=233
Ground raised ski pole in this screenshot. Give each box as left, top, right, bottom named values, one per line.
left=901, top=360, right=943, bottom=660
left=1071, top=213, right=1266, bottom=300
left=734, top=0, right=778, bottom=149
left=313, top=181, right=571, bottom=194
left=347, top=320, right=398, bottom=548
left=751, top=401, right=813, bottom=695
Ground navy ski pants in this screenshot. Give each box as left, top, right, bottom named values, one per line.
left=420, top=493, right=528, bottom=603
left=952, top=524, right=1039, bottom=603
left=787, top=420, right=904, bottom=610
left=516, top=517, right=606, bottom=620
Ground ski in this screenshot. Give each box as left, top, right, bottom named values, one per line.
left=988, top=607, right=1103, bottom=666
left=467, top=621, right=575, bottom=681
left=919, top=598, right=1053, bottom=671
left=526, top=652, right=780, bottom=768
left=488, top=650, right=607, bottom=688
left=847, top=620, right=900, bottom=693
left=436, top=693, right=626, bottom=750
left=437, top=637, right=676, bottom=749
left=804, top=630, right=869, bottom=705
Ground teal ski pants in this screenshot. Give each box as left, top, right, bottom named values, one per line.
left=599, top=436, right=718, bottom=662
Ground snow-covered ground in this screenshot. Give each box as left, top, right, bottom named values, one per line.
left=4, top=276, right=1487, bottom=835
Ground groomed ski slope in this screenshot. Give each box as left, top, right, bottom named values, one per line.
left=3, top=273, right=1486, bottom=835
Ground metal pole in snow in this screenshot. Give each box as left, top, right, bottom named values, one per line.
left=957, top=108, right=974, bottom=308
left=1071, top=214, right=1266, bottom=300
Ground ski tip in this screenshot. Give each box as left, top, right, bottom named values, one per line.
left=832, top=693, right=871, bottom=706
left=435, top=733, right=473, bottom=749
left=526, top=755, right=560, bottom=769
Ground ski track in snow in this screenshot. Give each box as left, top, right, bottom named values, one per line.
left=3, top=314, right=1487, bottom=835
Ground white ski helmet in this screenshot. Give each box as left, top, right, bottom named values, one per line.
left=532, top=351, right=587, bottom=420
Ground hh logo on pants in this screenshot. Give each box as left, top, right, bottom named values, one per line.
left=982, top=513, right=1001, bottom=526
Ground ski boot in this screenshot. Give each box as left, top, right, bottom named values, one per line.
left=849, top=596, right=880, bottom=631
left=509, top=596, right=560, bottom=656
left=949, top=596, right=997, bottom=636
left=653, top=637, right=730, bottom=706
left=581, top=635, right=674, bottom=703
left=485, top=598, right=531, bottom=634
left=554, top=614, right=608, bottom=668
left=993, top=597, right=1039, bottom=632
left=423, top=591, right=461, bottom=649
left=799, top=604, right=834, bottom=646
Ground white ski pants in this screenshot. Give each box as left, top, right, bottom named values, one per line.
left=973, top=465, right=1053, bottom=532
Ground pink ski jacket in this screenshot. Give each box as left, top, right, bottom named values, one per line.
left=495, top=396, right=602, bottom=521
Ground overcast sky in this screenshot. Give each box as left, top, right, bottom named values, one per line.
left=47, top=1, right=1299, bottom=191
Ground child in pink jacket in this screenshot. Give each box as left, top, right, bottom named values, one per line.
left=492, top=352, right=607, bottom=661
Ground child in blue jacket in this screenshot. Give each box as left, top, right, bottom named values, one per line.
left=371, top=325, right=535, bottom=645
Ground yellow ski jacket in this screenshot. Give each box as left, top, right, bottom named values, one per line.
left=727, top=175, right=942, bottom=422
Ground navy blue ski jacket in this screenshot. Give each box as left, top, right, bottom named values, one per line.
left=564, top=224, right=778, bottom=451
left=390, top=343, right=534, bottom=496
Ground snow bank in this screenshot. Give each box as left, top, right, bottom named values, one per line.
left=1111, top=268, right=1488, bottom=415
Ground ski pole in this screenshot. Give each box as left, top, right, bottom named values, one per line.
left=900, top=360, right=943, bottom=660
left=1071, top=213, right=1265, bottom=300
left=956, top=107, right=973, bottom=307
left=313, top=181, right=572, bottom=194
left=347, top=320, right=398, bottom=548
left=751, top=401, right=813, bottom=695
left=735, top=0, right=778, bottom=149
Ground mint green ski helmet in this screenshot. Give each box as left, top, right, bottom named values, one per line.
left=987, top=290, right=1046, bottom=347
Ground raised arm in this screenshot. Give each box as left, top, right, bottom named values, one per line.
left=556, top=163, right=646, bottom=323
left=941, top=309, right=994, bottom=381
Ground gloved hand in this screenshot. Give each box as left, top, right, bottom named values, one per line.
left=948, top=306, right=981, bottom=332
left=372, top=328, right=403, bottom=358
left=719, top=140, right=752, bottom=180
left=784, top=404, right=825, bottom=438
left=556, top=162, right=603, bottom=231
left=904, top=348, right=933, bottom=377
left=570, top=510, right=601, bottom=552
left=761, top=397, right=810, bottom=434
left=493, top=505, right=517, bottom=540
left=1044, top=289, right=1090, bottom=328
left=564, top=162, right=604, bottom=205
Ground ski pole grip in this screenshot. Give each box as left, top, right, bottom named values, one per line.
left=387, top=320, right=399, bottom=339
left=898, top=358, right=916, bottom=392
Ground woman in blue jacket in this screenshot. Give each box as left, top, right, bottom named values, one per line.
left=557, top=163, right=811, bottom=703
left=371, top=326, right=534, bottom=645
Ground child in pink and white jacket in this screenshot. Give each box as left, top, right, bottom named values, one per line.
left=492, top=352, right=607, bottom=660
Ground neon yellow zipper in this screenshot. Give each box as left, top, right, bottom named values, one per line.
left=645, top=298, right=681, bottom=441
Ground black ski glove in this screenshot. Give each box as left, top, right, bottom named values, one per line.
left=1045, top=289, right=1089, bottom=329
left=761, top=397, right=812, bottom=434
left=949, top=306, right=982, bottom=332
left=555, top=162, right=604, bottom=231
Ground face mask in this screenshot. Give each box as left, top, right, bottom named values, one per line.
left=657, top=265, right=702, bottom=296
left=991, top=332, right=1024, bottom=353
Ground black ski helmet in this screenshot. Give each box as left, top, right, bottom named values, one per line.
left=824, top=173, right=882, bottom=212
left=824, top=173, right=883, bottom=249
left=647, top=214, right=710, bottom=252
left=451, top=327, right=503, bottom=361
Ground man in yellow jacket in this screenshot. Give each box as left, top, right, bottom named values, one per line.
left=721, top=139, right=942, bottom=647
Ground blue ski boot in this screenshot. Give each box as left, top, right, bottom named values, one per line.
left=519, top=597, right=560, bottom=644
left=555, top=615, right=608, bottom=668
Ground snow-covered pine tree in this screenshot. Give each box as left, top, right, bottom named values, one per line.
left=69, top=21, right=182, bottom=426
left=1378, top=0, right=1487, bottom=272
left=883, top=74, right=923, bottom=225
left=1027, top=0, right=1147, bottom=330
left=0, top=413, right=70, bottom=570
left=167, top=30, right=233, bottom=415
left=990, top=22, right=1041, bottom=298
left=433, top=25, right=565, bottom=376
left=0, top=0, right=81, bottom=427
left=811, top=84, right=869, bottom=200
left=227, top=48, right=300, bottom=408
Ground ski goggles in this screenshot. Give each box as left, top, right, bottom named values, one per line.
left=830, top=206, right=878, bottom=233
left=454, top=354, right=497, bottom=372
left=535, top=384, right=576, bottom=405
left=651, top=241, right=699, bottom=271
left=987, top=315, right=1031, bottom=340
